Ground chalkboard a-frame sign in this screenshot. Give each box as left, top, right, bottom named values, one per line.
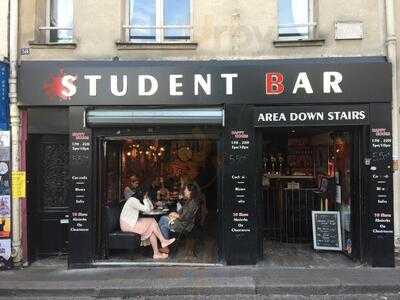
left=312, top=211, right=343, bottom=251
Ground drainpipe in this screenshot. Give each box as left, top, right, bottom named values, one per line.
left=9, top=0, right=22, bottom=264
left=385, top=0, right=400, bottom=250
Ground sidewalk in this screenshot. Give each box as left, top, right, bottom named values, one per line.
left=1, top=262, right=400, bottom=298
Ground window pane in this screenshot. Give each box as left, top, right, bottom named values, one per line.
left=50, top=0, right=73, bottom=43
left=164, top=0, right=190, bottom=40
left=278, top=0, right=309, bottom=37
left=129, top=0, right=156, bottom=42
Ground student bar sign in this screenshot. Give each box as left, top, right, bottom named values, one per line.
left=19, top=59, right=391, bottom=106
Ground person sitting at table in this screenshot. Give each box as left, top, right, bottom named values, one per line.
left=178, top=174, right=207, bottom=226
left=147, top=177, right=161, bottom=206
left=124, top=175, right=144, bottom=201
left=120, top=192, right=175, bottom=260
left=158, top=183, right=200, bottom=253
left=156, top=176, right=170, bottom=203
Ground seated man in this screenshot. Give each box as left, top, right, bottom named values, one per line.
left=158, top=183, right=200, bottom=248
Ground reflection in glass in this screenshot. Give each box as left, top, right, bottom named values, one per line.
left=129, top=0, right=156, bottom=42
left=50, top=0, right=73, bottom=43
left=164, top=0, right=190, bottom=40
left=278, top=0, right=309, bottom=38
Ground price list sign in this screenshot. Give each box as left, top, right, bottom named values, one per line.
left=369, top=128, right=393, bottom=236
left=70, top=131, right=91, bottom=234
left=229, top=130, right=252, bottom=234
left=312, top=211, right=342, bottom=251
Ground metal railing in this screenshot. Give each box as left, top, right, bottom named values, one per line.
left=264, top=186, right=320, bottom=243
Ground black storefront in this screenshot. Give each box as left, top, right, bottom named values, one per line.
left=19, top=57, right=394, bottom=268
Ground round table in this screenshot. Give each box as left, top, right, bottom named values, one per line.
left=140, top=208, right=170, bottom=220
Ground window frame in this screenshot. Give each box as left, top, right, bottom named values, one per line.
left=124, top=0, right=194, bottom=43
left=38, top=0, right=74, bottom=44
left=277, top=0, right=316, bottom=41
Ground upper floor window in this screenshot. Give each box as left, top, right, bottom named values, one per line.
left=38, top=0, right=73, bottom=43
left=126, top=0, right=192, bottom=43
left=278, top=0, right=315, bottom=40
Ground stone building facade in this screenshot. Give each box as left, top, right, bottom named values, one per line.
left=15, top=0, right=400, bottom=266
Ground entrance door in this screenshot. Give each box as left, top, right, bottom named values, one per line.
left=28, top=134, right=69, bottom=261
left=94, top=130, right=222, bottom=263
left=259, top=126, right=363, bottom=265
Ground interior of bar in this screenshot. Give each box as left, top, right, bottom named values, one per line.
left=101, top=136, right=219, bottom=263
left=261, top=127, right=354, bottom=258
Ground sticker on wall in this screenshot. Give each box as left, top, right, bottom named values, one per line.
left=0, top=217, right=10, bottom=238
left=0, top=131, right=10, bottom=147
left=0, top=239, right=11, bottom=259
left=0, top=177, right=10, bottom=195
left=0, top=239, right=12, bottom=270
left=0, top=148, right=10, bottom=162
left=11, top=171, right=26, bottom=199
left=0, top=132, right=10, bottom=168
left=0, top=162, right=8, bottom=175
left=0, top=195, right=10, bottom=217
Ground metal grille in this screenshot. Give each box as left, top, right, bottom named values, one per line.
left=264, top=187, right=319, bottom=243
left=40, top=142, right=69, bottom=208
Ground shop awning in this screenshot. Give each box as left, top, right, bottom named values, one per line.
left=86, top=108, right=224, bottom=127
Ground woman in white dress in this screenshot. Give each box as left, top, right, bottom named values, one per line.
left=120, top=193, right=175, bottom=259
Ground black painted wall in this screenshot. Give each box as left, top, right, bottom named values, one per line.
left=68, top=106, right=93, bottom=267
left=223, top=104, right=259, bottom=264
left=368, top=103, right=394, bottom=267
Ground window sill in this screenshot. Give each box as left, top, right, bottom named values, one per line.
left=28, top=41, right=77, bottom=49
left=273, top=38, right=325, bottom=47
left=116, top=41, right=198, bottom=50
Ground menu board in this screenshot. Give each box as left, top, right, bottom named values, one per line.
left=312, top=211, right=342, bottom=251
left=229, top=130, right=252, bottom=234
left=369, top=128, right=393, bottom=236
left=70, top=131, right=91, bottom=233
left=68, top=107, right=93, bottom=265
left=223, top=105, right=257, bottom=265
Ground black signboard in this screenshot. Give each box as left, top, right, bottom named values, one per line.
left=312, top=211, right=342, bottom=251
left=19, top=58, right=391, bottom=106
left=223, top=105, right=258, bottom=265
left=369, top=127, right=393, bottom=237
left=254, top=105, right=370, bottom=127
left=68, top=107, right=93, bottom=267
left=367, top=103, right=394, bottom=267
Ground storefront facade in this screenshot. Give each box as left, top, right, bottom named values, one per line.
left=19, top=57, right=395, bottom=268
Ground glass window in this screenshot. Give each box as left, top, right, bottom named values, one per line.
left=164, top=0, right=190, bottom=40
left=49, top=0, right=73, bottom=43
left=278, top=0, right=310, bottom=39
left=129, top=0, right=156, bottom=42
left=128, top=0, right=191, bottom=43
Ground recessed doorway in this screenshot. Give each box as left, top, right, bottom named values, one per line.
left=95, top=132, right=222, bottom=265
left=259, top=126, right=364, bottom=265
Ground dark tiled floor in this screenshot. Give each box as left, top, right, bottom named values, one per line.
left=30, top=239, right=399, bottom=268
left=105, top=235, right=218, bottom=264
left=260, top=240, right=361, bottom=268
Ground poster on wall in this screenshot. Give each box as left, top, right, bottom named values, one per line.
left=0, top=238, right=12, bottom=270
left=11, top=171, right=26, bottom=198
left=0, top=239, right=11, bottom=260
left=0, top=195, right=11, bottom=238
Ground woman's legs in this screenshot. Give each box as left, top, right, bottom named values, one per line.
left=158, top=215, right=171, bottom=239
left=149, top=233, right=168, bottom=259
left=149, top=218, right=175, bottom=248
